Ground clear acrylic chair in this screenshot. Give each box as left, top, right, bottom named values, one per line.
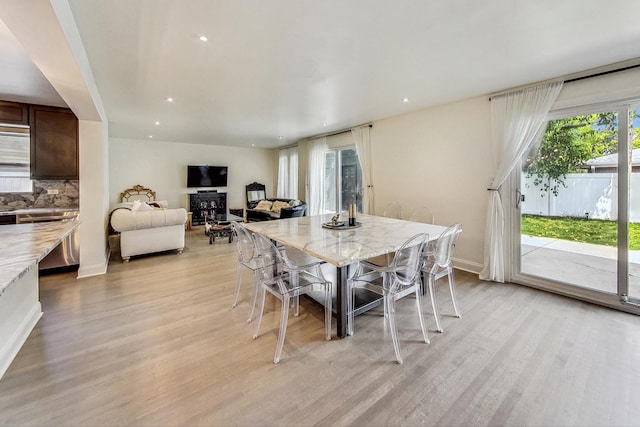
left=230, top=222, right=262, bottom=323
left=383, top=201, right=402, bottom=219
left=375, top=201, right=404, bottom=265
left=347, top=233, right=429, bottom=364
left=408, top=206, right=435, bottom=224
left=423, top=224, right=463, bottom=333
left=252, top=233, right=332, bottom=364
left=409, top=206, right=436, bottom=256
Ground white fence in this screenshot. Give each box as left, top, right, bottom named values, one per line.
left=522, top=173, right=640, bottom=222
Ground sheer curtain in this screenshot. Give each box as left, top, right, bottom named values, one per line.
left=305, top=137, right=327, bottom=215
left=277, top=146, right=298, bottom=199
left=351, top=125, right=373, bottom=214
left=480, top=81, right=563, bottom=282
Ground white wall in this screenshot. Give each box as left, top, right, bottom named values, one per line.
left=78, top=120, right=109, bottom=277
left=109, top=138, right=276, bottom=211
left=370, top=96, right=494, bottom=272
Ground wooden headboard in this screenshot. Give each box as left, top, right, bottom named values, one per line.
left=119, top=185, right=156, bottom=203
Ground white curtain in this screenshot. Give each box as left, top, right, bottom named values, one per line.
left=351, top=125, right=373, bottom=214
left=305, top=137, right=327, bottom=215
left=479, top=81, right=563, bottom=282
left=277, top=146, right=298, bottom=199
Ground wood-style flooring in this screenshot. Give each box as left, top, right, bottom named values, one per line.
left=1, top=227, right=639, bottom=426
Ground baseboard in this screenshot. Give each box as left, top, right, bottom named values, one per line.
left=0, top=302, right=42, bottom=380
left=76, top=248, right=110, bottom=278
left=453, top=257, right=483, bottom=275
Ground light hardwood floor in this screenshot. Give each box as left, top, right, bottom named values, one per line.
left=1, top=227, right=640, bottom=426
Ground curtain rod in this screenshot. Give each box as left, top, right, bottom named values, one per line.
left=307, top=123, right=372, bottom=140
left=489, top=58, right=640, bottom=101
left=564, top=63, right=640, bottom=83
left=277, top=123, right=373, bottom=149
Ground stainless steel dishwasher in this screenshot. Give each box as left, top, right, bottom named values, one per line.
left=16, top=210, right=80, bottom=271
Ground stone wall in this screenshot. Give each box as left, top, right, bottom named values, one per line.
left=0, top=180, right=79, bottom=210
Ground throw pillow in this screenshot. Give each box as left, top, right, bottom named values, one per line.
left=148, top=200, right=168, bottom=209
left=132, top=199, right=154, bottom=212
left=138, top=202, right=153, bottom=212
left=255, top=200, right=273, bottom=211
left=271, top=200, right=290, bottom=214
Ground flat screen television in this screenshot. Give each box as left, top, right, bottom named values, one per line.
left=187, top=165, right=228, bottom=187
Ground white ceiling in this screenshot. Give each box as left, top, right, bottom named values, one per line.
left=0, top=19, right=66, bottom=107
left=2, top=0, right=640, bottom=148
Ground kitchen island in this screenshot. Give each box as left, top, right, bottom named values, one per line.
left=0, top=219, right=80, bottom=379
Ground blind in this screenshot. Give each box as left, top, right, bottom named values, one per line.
left=0, top=126, right=31, bottom=192
left=0, top=126, right=29, bottom=175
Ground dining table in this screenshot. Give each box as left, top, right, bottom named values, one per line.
left=243, top=213, right=448, bottom=338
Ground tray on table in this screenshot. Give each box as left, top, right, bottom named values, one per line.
left=322, top=221, right=362, bottom=230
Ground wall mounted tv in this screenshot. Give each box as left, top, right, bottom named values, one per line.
left=187, top=165, right=228, bottom=188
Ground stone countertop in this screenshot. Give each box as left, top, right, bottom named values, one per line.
left=0, top=219, right=80, bottom=295
left=0, top=208, right=79, bottom=216
left=244, top=214, right=449, bottom=268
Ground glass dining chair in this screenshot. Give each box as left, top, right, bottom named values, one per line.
left=423, top=223, right=463, bottom=333
left=230, top=222, right=262, bottom=323
left=409, top=206, right=436, bottom=257
left=252, top=233, right=332, bottom=364
left=374, top=201, right=404, bottom=266
left=347, top=233, right=429, bottom=364
left=408, top=206, right=435, bottom=224
left=383, top=201, right=402, bottom=219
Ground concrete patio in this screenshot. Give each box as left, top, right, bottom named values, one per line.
left=521, top=235, right=640, bottom=298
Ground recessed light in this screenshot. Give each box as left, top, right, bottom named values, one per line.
left=251, top=144, right=255, bottom=147
left=322, top=122, right=328, bottom=126
left=154, top=121, right=160, bottom=126
left=279, top=136, right=283, bottom=139
left=199, top=35, right=208, bottom=42
left=149, top=135, right=153, bottom=138
left=402, top=97, right=409, bottom=103
left=165, top=97, right=174, bottom=102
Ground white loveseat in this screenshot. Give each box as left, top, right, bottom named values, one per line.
left=109, top=185, right=187, bottom=262
left=110, top=203, right=187, bottom=262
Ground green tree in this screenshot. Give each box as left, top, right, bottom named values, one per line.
left=524, top=112, right=628, bottom=196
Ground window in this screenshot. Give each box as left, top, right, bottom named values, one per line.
left=324, top=148, right=362, bottom=214
left=0, top=126, right=32, bottom=193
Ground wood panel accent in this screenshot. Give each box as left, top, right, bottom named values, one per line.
left=0, top=100, right=29, bottom=126
left=29, top=105, right=78, bottom=179
left=0, top=230, right=639, bottom=426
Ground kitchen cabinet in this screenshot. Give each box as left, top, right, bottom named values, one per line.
left=0, top=100, right=29, bottom=126
left=29, top=105, right=78, bottom=179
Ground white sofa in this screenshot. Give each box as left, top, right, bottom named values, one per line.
left=110, top=202, right=187, bottom=262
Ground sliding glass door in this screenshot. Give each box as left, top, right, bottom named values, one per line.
left=628, top=105, right=639, bottom=302
left=324, top=148, right=362, bottom=214
left=516, top=103, right=640, bottom=307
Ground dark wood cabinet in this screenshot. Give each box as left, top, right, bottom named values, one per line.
left=0, top=100, right=29, bottom=126
left=0, top=214, right=17, bottom=225
left=29, top=105, right=78, bottom=179
left=189, top=192, right=227, bottom=225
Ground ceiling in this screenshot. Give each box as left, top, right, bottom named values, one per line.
left=0, top=19, right=66, bottom=108
left=2, top=0, right=640, bottom=148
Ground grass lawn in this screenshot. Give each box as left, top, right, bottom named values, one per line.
left=521, top=215, right=640, bottom=250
